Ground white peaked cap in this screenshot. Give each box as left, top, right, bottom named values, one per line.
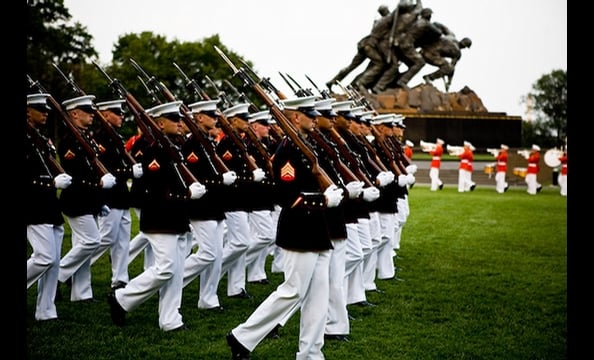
left=146, top=100, right=183, bottom=118
left=62, top=95, right=96, bottom=111
left=314, top=98, right=336, bottom=112
left=500, top=144, right=509, bottom=150
left=281, top=95, right=318, bottom=110
left=532, top=144, right=541, bottom=151
left=436, top=138, right=445, bottom=144
left=350, top=106, right=366, bottom=116
left=188, top=99, right=220, bottom=114
left=370, top=113, right=397, bottom=126
left=405, top=140, right=414, bottom=147
left=223, top=103, right=251, bottom=118
left=331, top=100, right=354, bottom=113
left=27, top=93, right=51, bottom=110
left=360, top=110, right=375, bottom=120
left=248, top=110, right=272, bottom=124
left=96, top=99, right=125, bottom=111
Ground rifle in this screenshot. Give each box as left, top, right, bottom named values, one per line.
left=223, top=79, right=284, bottom=143
left=284, top=76, right=376, bottom=187
left=26, top=120, right=65, bottom=177
left=93, top=61, right=198, bottom=186
left=305, top=74, right=332, bottom=100
left=52, top=63, right=137, bottom=168
left=308, top=128, right=359, bottom=185
left=205, top=76, right=274, bottom=177
left=215, top=46, right=334, bottom=190
left=337, top=81, right=403, bottom=175
left=27, top=74, right=110, bottom=177
left=173, top=63, right=258, bottom=173
left=129, top=59, right=230, bottom=175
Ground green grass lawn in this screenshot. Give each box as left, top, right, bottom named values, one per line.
left=26, top=185, right=567, bottom=359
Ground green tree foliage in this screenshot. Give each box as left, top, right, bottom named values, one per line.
left=522, top=69, right=567, bottom=148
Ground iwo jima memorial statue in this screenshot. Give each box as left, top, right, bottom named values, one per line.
left=324, top=0, right=522, bottom=150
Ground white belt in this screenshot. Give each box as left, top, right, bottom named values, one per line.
left=432, top=156, right=440, bottom=160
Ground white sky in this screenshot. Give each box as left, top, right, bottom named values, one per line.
left=63, top=0, right=566, bottom=118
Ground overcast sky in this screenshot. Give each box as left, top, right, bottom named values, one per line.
left=63, top=0, right=566, bottom=118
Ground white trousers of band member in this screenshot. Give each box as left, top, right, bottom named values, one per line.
left=27, top=224, right=64, bottom=320
left=344, top=223, right=366, bottom=305
left=246, top=210, right=275, bottom=282
left=393, top=196, right=409, bottom=251
left=429, top=167, right=443, bottom=191
left=59, top=214, right=101, bottom=301
left=326, top=238, right=349, bottom=335
left=115, top=232, right=186, bottom=331
left=525, top=173, right=541, bottom=195
left=376, top=212, right=396, bottom=280
left=232, top=249, right=330, bottom=360
left=270, top=205, right=285, bottom=274
left=458, top=169, right=475, bottom=192
left=128, top=208, right=154, bottom=270
left=91, top=208, right=132, bottom=287
left=558, top=173, right=567, bottom=196
left=495, top=171, right=508, bottom=194
left=183, top=219, right=224, bottom=309
left=363, top=212, right=381, bottom=291
left=221, top=211, right=251, bottom=296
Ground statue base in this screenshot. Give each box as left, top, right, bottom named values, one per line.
left=333, top=83, right=523, bottom=149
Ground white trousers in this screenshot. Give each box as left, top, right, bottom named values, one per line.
left=326, top=238, right=349, bottom=335
left=127, top=209, right=154, bottom=270
left=183, top=219, right=224, bottom=309
left=495, top=171, right=508, bottom=193
left=363, top=212, right=381, bottom=291
left=232, top=249, right=330, bottom=360
left=376, top=212, right=396, bottom=280
left=429, top=167, right=443, bottom=191
left=525, top=173, right=541, bottom=195
left=116, top=232, right=186, bottom=331
left=27, top=224, right=64, bottom=320
left=246, top=210, right=275, bottom=282
left=221, top=211, right=251, bottom=296
left=344, top=223, right=365, bottom=305
left=458, top=169, right=475, bottom=192
left=92, top=208, right=132, bottom=287
left=558, top=173, right=567, bottom=196
left=59, top=214, right=101, bottom=301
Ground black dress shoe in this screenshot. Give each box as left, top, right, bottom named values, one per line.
left=324, top=334, right=350, bottom=342
left=226, top=332, right=251, bottom=360
left=470, top=184, right=476, bottom=191
left=204, top=306, right=224, bottom=312
left=248, top=279, right=270, bottom=285
left=107, top=291, right=126, bottom=326
left=366, top=288, right=384, bottom=294
left=111, top=281, right=127, bottom=290
left=537, top=185, right=543, bottom=193
left=353, top=300, right=377, bottom=307
left=229, top=289, right=251, bottom=299
left=266, top=324, right=281, bottom=339
left=169, top=324, right=189, bottom=332
left=439, top=183, right=444, bottom=190
left=504, top=185, right=509, bottom=192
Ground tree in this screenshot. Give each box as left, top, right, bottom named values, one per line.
left=521, top=69, right=567, bottom=148
left=27, top=0, right=98, bottom=142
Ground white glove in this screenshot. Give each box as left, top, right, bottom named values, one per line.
left=324, top=184, right=344, bottom=208
left=101, top=173, right=117, bottom=189
left=222, top=171, right=237, bottom=185
left=362, top=186, right=380, bottom=202
left=252, top=168, right=266, bottom=182
left=345, top=181, right=364, bottom=199
left=406, top=173, right=416, bottom=185
left=99, top=205, right=111, bottom=217
left=397, top=174, right=408, bottom=187
left=405, top=164, right=417, bottom=175
left=375, top=172, right=389, bottom=187
left=54, top=173, right=72, bottom=189
left=189, top=181, right=207, bottom=199
left=132, top=163, right=143, bottom=179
